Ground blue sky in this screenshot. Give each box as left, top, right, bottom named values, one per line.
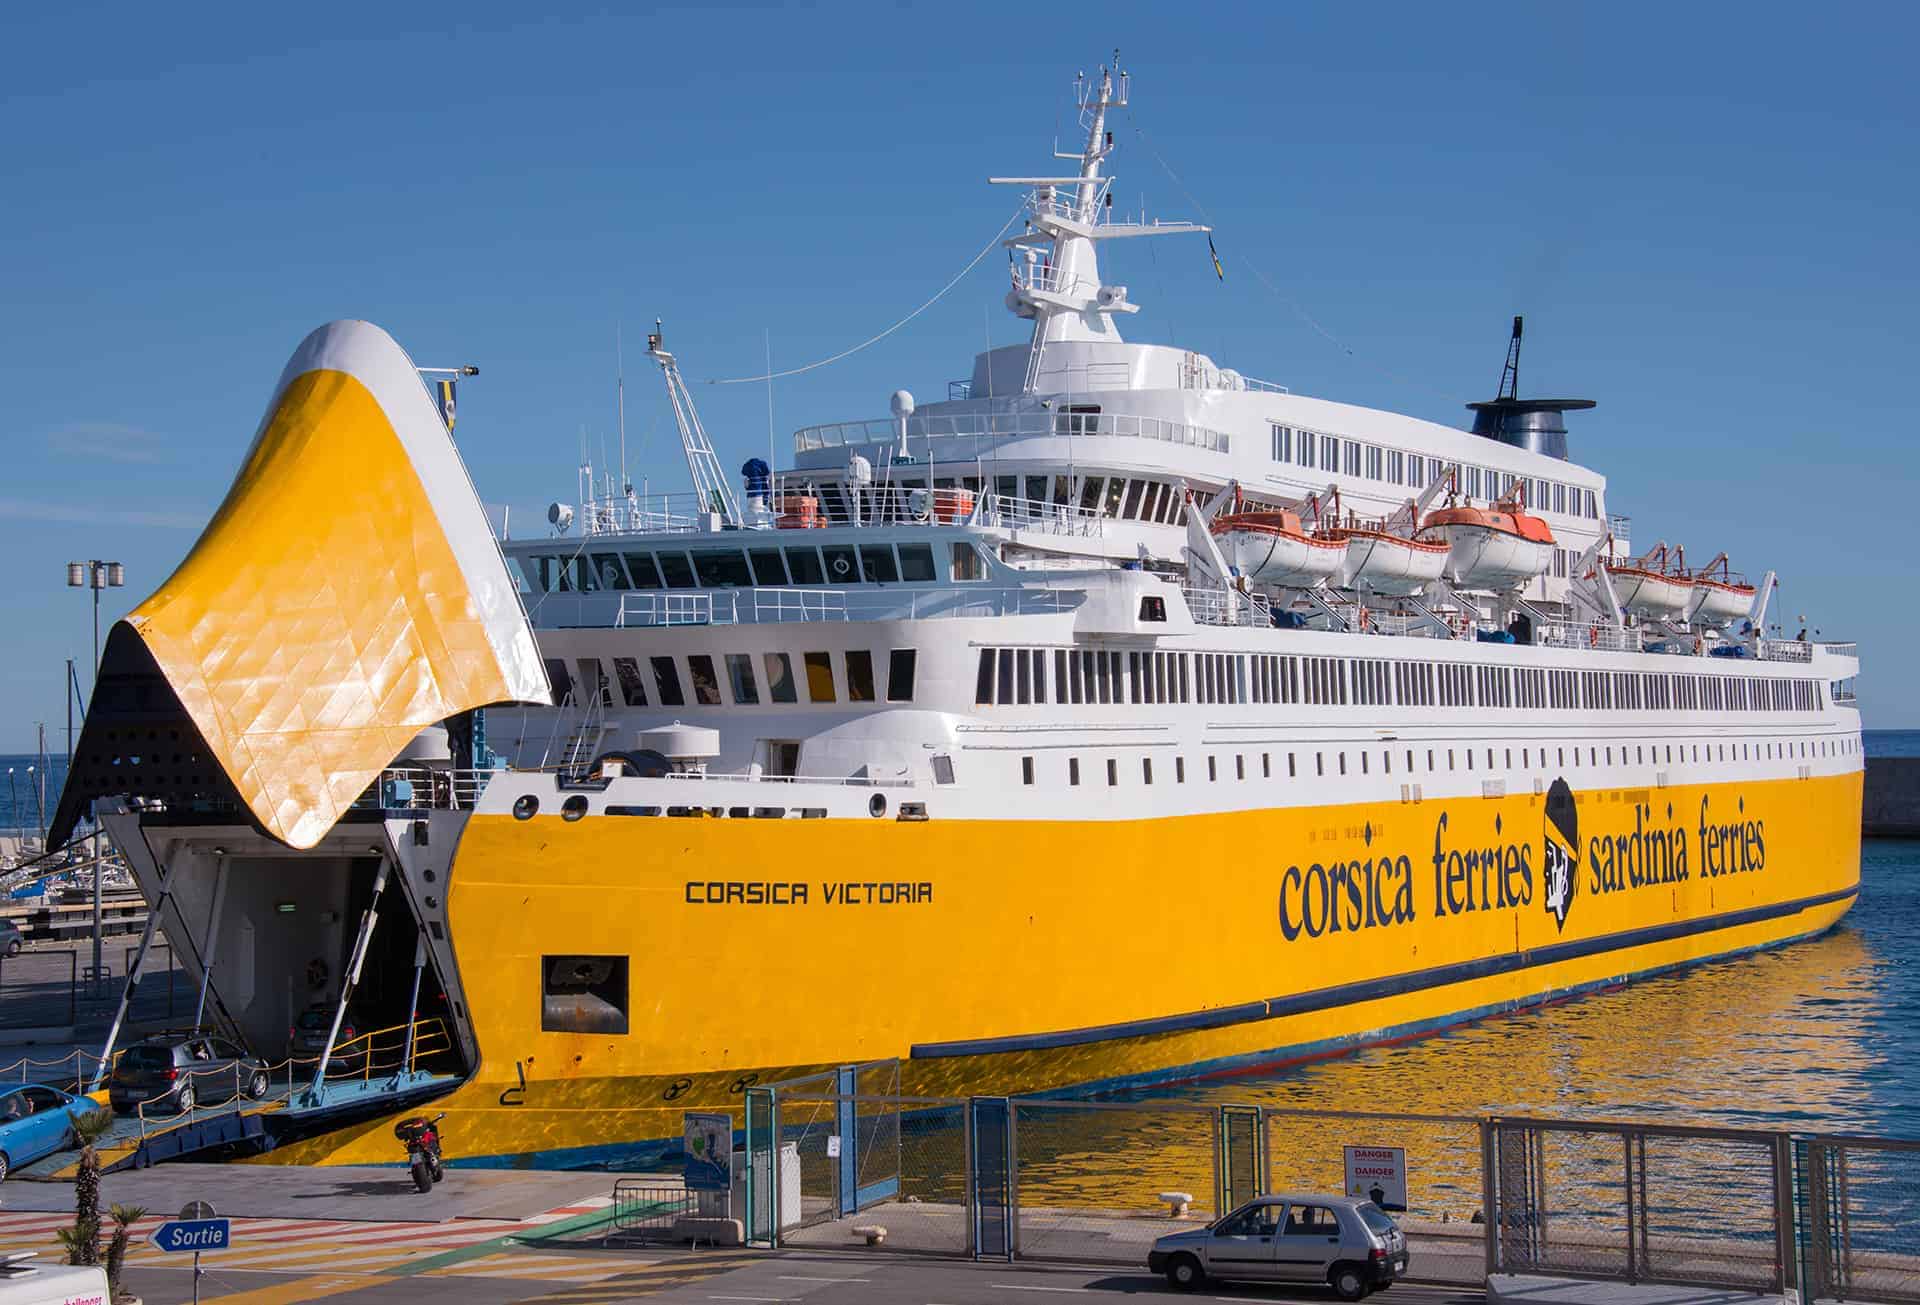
left=3, top=1, right=1915, bottom=748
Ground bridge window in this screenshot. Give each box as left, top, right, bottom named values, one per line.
left=650, top=657, right=685, bottom=707
left=591, top=554, right=628, bottom=589
left=822, top=545, right=858, bottom=584
left=859, top=545, right=899, bottom=584
left=846, top=650, right=877, bottom=703
left=725, top=654, right=759, bottom=705
left=747, top=549, right=789, bottom=586
left=612, top=657, right=648, bottom=707
left=785, top=547, right=826, bottom=585
left=657, top=552, right=696, bottom=589
left=764, top=653, right=798, bottom=704
left=543, top=658, right=574, bottom=706
left=803, top=652, right=836, bottom=703
left=887, top=649, right=917, bottom=702
left=950, top=542, right=987, bottom=582
left=898, top=543, right=937, bottom=583
left=686, top=656, right=722, bottom=706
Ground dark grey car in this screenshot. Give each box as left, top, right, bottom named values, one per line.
left=107, top=1034, right=271, bottom=1114
left=0, top=919, right=23, bottom=958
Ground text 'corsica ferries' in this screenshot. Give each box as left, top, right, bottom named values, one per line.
left=50, top=59, right=1861, bottom=1171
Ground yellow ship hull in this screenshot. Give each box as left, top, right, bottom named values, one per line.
left=266, top=768, right=1859, bottom=1168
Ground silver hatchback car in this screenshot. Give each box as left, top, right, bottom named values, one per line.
left=1148, top=1193, right=1409, bottom=1298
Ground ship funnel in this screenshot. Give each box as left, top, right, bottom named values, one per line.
left=1465, top=315, right=1595, bottom=461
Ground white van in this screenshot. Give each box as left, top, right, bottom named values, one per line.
left=0, top=1253, right=109, bottom=1305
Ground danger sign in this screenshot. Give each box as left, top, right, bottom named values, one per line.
left=1343, top=1144, right=1407, bottom=1212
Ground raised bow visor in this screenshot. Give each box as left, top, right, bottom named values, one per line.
left=49, top=320, right=549, bottom=851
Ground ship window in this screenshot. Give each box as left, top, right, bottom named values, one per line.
left=951, top=541, right=987, bottom=581
left=1365, top=446, right=1382, bottom=480
left=822, top=545, right=858, bottom=584
left=1096, top=652, right=1112, bottom=704
left=1069, top=757, right=1080, bottom=786
left=1322, top=434, right=1339, bottom=468
left=591, top=554, right=628, bottom=590
left=997, top=649, right=1015, bottom=703
left=747, top=549, right=789, bottom=586
left=1339, top=753, right=1347, bottom=776
left=1015, top=649, right=1031, bottom=704
left=544, top=658, right=575, bottom=706
left=1208, top=756, right=1218, bottom=782
left=887, top=649, right=917, bottom=702
left=1103, top=478, right=1127, bottom=517
left=898, top=543, right=936, bottom=582
left=646, top=656, right=684, bottom=707
left=1288, top=753, right=1297, bottom=778
left=1108, top=758, right=1119, bottom=786
left=1316, top=752, right=1324, bottom=776
left=1022, top=756, right=1035, bottom=786
left=1143, top=757, right=1153, bottom=784
left=622, top=553, right=662, bottom=589
left=1270, top=424, right=1291, bottom=462
left=932, top=753, right=955, bottom=784
left=578, top=658, right=612, bottom=707
left=785, top=547, right=826, bottom=585
left=1236, top=754, right=1246, bottom=780
left=655, top=551, right=695, bottom=588
left=1361, top=752, right=1369, bottom=775
left=1123, top=479, right=1147, bottom=518
left=1032, top=649, right=1048, bottom=703
left=1345, top=441, right=1361, bottom=476
left=1142, top=481, right=1166, bottom=521
left=612, top=657, right=648, bottom=707
left=859, top=545, right=899, bottom=584
left=1262, top=753, right=1271, bottom=778
left=804, top=652, right=836, bottom=702
left=846, top=650, right=876, bottom=703
left=1080, top=477, right=1106, bottom=513
left=687, top=656, right=722, bottom=706
left=1299, top=433, right=1316, bottom=469
left=765, top=653, right=798, bottom=704
left=541, top=955, right=628, bottom=1035
left=726, top=654, right=759, bottom=705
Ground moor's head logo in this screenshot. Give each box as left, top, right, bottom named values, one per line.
left=1542, top=778, right=1579, bottom=931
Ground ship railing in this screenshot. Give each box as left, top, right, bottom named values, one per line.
left=979, top=493, right=1105, bottom=537
left=1757, top=638, right=1814, bottom=664
left=350, top=767, right=499, bottom=812
left=618, top=592, right=732, bottom=627
left=1182, top=586, right=1273, bottom=628
left=794, top=409, right=1231, bottom=455
left=661, top=770, right=917, bottom=788
left=767, top=480, right=1104, bottom=539
left=579, top=491, right=705, bottom=538
left=1535, top=620, right=1644, bottom=654
left=1818, top=641, right=1858, bottom=659
left=947, top=380, right=972, bottom=400
left=1240, top=375, right=1291, bottom=394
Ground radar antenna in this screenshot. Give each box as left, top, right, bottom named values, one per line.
left=647, top=321, right=741, bottom=527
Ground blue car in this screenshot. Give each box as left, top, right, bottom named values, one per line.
left=0, top=1083, right=83, bottom=1181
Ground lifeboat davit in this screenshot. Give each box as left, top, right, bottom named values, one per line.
left=1683, top=553, right=1756, bottom=626
left=1212, top=509, right=1346, bottom=588
left=1418, top=504, right=1555, bottom=590
left=1326, top=526, right=1450, bottom=597
left=1604, top=544, right=1695, bottom=620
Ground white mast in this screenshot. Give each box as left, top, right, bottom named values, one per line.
left=988, top=56, right=1210, bottom=391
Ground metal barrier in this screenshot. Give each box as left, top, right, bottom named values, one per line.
left=1487, top=1117, right=1793, bottom=1295
left=604, top=1180, right=698, bottom=1245
left=1803, top=1134, right=1920, bottom=1303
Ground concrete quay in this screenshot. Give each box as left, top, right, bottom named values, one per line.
left=1866, top=755, right=1920, bottom=837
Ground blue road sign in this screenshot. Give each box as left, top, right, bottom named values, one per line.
left=150, top=1219, right=231, bottom=1254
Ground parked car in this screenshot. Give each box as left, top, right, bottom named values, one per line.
left=1148, top=1193, right=1409, bottom=1298
left=292, top=1003, right=366, bottom=1073
left=0, top=919, right=23, bottom=958
left=0, top=1083, right=83, bottom=1181
left=106, top=1033, right=271, bottom=1115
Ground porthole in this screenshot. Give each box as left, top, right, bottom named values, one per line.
left=868, top=792, right=888, bottom=818
left=561, top=795, right=589, bottom=822
left=512, top=795, right=539, bottom=820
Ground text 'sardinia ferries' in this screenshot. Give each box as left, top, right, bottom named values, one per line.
left=50, top=59, right=1862, bottom=1172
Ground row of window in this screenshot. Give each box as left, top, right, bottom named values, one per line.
left=547, top=648, right=918, bottom=710
left=1019, top=733, right=1861, bottom=788
left=974, top=646, right=1824, bottom=715
left=522, top=539, right=991, bottom=595
left=1268, top=423, right=1602, bottom=519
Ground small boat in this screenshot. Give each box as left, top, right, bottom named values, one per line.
left=1212, top=508, right=1346, bottom=588
left=1418, top=494, right=1556, bottom=590
left=1605, top=543, right=1695, bottom=620
left=1685, top=552, right=1757, bottom=626
left=1326, top=525, right=1451, bottom=596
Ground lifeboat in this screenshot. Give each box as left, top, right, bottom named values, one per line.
left=1212, top=508, right=1346, bottom=588
left=1604, top=543, right=1695, bottom=620
left=1418, top=502, right=1555, bottom=590
left=1325, top=526, right=1450, bottom=597
left=1684, top=552, right=1756, bottom=626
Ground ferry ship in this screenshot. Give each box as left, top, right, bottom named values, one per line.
left=49, top=61, right=1861, bottom=1170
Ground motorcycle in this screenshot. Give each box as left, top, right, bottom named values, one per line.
left=394, top=1113, right=446, bottom=1193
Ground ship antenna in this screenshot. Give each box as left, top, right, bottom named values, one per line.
left=616, top=323, right=629, bottom=495
left=1499, top=314, right=1524, bottom=402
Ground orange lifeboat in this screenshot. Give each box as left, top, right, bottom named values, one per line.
left=1605, top=543, right=1695, bottom=619
left=1686, top=552, right=1756, bottom=627
left=1211, top=505, right=1346, bottom=588
left=1418, top=485, right=1556, bottom=590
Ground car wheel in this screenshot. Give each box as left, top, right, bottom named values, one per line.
left=4, top=939, right=20, bottom=957
left=1330, top=1263, right=1368, bottom=1301
left=0, top=1152, right=10, bottom=1183
left=1164, top=1253, right=1203, bottom=1290
left=175, top=1083, right=196, bottom=1113
left=249, top=1071, right=269, bottom=1100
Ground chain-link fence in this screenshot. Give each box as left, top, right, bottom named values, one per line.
left=1488, top=1118, right=1792, bottom=1294
left=1805, top=1136, right=1920, bottom=1303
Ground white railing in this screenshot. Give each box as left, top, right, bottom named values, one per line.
left=793, top=409, right=1231, bottom=455
left=580, top=491, right=705, bottom=538
left=980, top=494, right=1105, bottom=537
left=1182, top=587, right=1273, bottom=628
left=1013, top=264, right=1095, bottom=298
left=1241, top=376, right=1291, bottom=394
left=1536, top=620, right=1644, bottom=653
left=618, top=592, right=730, bottom=627
left=1819, top=641, right=1858, bottom=659
left=354, top=767, right=500, bottom=812
left=749, top=589, right=847, bottom=623
left=1757, top=638, right=1813, bottom=664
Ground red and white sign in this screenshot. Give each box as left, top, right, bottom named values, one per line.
left=1343, top=1144, right=1408, bottom=1212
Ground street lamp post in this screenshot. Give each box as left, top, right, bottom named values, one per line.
left=67, top=559, right=123, bottom=996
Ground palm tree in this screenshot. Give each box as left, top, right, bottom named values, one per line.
left=57, top=1107, right=114, bottom=1266
left=106, top=1204, right=149, bottom=1303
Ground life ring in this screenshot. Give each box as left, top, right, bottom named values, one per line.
left=306, top=958, right=329, bottom=989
